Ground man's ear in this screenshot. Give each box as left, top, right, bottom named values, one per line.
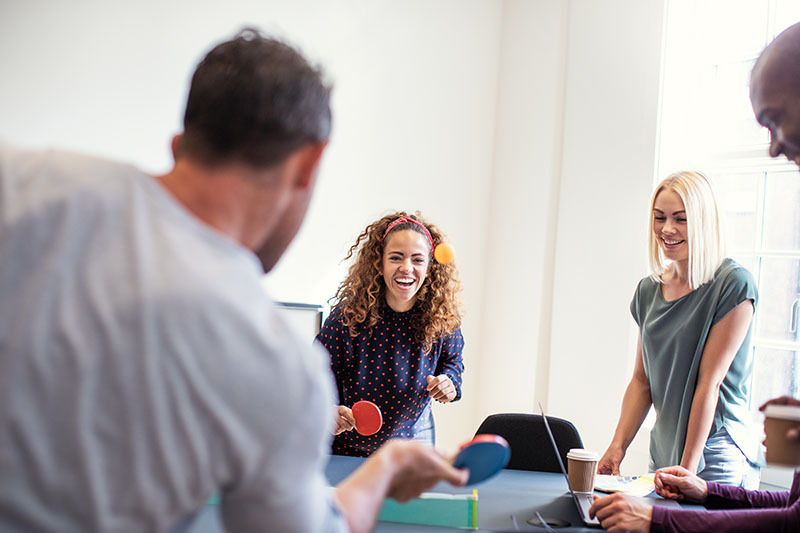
left=291, top=140, right=328, bottom=190
left=171, top=134, right=183, bottom=160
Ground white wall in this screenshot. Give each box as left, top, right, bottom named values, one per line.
left=477, top=0, right=568, bottom=422
left=465, top=0, right=664, bottom=472
left=0, top=0, right=666, bottom=468
left=547, top=0, right=665, bottom=471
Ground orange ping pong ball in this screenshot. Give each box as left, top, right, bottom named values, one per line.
left=434, top=242, right=455, bottom=264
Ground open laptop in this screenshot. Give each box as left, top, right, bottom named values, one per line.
left=539, top=404, right=601, bottom=528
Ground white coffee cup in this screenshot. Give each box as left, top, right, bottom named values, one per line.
left=566, top=448, right=599, bottom=493
left=764, top=404, right=800, bottom=467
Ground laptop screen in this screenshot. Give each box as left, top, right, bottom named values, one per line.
left=538, top=403, right=602, bottom=528
left=539, top=402, right=576, bottom=495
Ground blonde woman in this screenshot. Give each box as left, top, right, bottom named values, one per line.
left=598, top=171, right=761, bottom=488
left=315, top=211, right=464, bottom=457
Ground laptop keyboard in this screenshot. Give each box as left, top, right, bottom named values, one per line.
left=575, top=493, right=600, bottom=525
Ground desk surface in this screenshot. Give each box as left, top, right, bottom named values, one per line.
left=328, top=455, right=604, bottom=532
left=190, top=454, right=687, bottom=532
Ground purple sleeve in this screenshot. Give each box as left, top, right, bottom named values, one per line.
left=704, top=481, right=791, bottom=509
left=434, top=328, right=464, bottom=401
left=650, top=501, right=800, bottom=533
left=650, top=472, right=800, bottom=533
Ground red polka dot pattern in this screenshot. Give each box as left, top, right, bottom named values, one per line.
left=315, top=305, right=464, bottom=457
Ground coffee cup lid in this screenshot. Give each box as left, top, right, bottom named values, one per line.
left=765, top=404, right=800, bottom=421
left=566, top=448, right=599, bottom=461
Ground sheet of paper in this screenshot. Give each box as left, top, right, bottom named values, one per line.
left=594, top=474, right=656, bottom=497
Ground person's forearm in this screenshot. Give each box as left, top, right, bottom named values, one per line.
left=680, top=381, right=720, bottom=473
left=706, top=481, right=792, bottom=509
left=334, top=450, right=395, bottom=533
left=610, top=378, right=652, bottom=451
left=651, top=500, right=800, bottom=533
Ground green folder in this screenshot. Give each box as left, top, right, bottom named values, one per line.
left=378, top=490, right=478, bottom=529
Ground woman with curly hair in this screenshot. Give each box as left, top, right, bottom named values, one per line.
left=315, top=211, right=464, bottom=457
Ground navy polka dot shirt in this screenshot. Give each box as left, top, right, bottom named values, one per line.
left=315, top=304, right=464, bottom=457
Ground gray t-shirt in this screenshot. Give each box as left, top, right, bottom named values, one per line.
left=631, top=258, right=760, bottom=471
left=0, top=145, right=346, bottom=532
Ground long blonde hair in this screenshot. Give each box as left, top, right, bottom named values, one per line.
left=648, top=171, right=726, bottom=289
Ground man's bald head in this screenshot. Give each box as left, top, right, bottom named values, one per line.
left=752, top=23, right=800, bottom=95
left=750, top=22, right=800, bottom=166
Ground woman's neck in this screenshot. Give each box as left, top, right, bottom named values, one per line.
left=384, top=297, right=416, bottom=313
left=667, top=259, right=690, bottom=285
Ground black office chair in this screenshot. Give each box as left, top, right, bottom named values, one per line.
left=475, top=413, right=584, bottom=473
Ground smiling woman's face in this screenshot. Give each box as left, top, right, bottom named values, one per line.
left=653, top=188, right=689, bottom=264
left=381, top=229, right=430, bottom=312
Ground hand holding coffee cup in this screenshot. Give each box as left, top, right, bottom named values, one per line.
left=763, top=404, right=800, bottom=466
left=567, top=448, right=600, bottom=493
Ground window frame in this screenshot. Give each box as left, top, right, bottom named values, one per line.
left=658, top=0, right=800, bottom=489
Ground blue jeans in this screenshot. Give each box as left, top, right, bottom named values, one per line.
left=412, top=402, right=436, bottom=446
left=650, top=427, right=760, bottom=489
left=698, top=427, right=760, bottom=489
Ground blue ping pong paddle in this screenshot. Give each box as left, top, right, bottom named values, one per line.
left=452, top=434, right=510, bottom=485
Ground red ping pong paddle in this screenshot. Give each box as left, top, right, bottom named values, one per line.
left=352, top=400, right=382, bottom=436
left=451, top=434, right=510, bottom=485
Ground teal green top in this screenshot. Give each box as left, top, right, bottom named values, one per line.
left=631, top=258, right=760, bottom=471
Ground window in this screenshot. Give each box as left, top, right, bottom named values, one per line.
left=658, top=0, right=800, bottom=486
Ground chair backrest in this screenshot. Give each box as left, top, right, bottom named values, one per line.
left=475, top=413, right=583, bottom=473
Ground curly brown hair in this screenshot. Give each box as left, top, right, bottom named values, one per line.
left=333, top=210, right=463, bottom=351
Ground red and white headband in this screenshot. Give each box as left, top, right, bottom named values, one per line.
left=382, top=216, right=434, bottom=249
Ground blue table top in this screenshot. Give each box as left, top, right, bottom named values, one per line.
left=327, top=454, right=603, bottom=531
left=190, top=454, right=688, bottom=532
